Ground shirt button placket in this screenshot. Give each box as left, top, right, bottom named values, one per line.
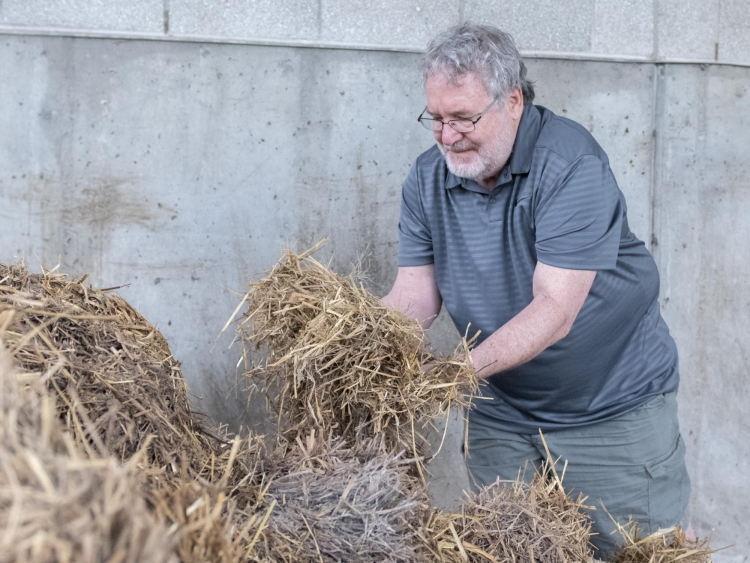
left=488, top=192, right=501, bottom=223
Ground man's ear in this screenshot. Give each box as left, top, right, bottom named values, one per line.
left=507, top=87, right=525, bottom=120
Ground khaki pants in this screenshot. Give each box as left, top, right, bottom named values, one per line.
left=466, top=392, right=691, bottom=559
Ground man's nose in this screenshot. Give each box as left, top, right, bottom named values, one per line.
left=439, top=124, right=463, bottom=146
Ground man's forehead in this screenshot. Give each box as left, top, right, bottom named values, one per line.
left=425, top=72, right=493, bottom=114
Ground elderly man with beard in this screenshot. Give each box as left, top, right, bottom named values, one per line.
left=382, top=23, right=691, bottom=558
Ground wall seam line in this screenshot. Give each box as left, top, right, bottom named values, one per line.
left=715, top=0, right=721, bottom=61
left=650, top=64, right=666, bottom=266
left=163, top=0, right=170, bottom=35
left=1, top=27, right=750, bottom=69
left=648, top=64, right=659, bottom=254
left=316, top=0, right=322, bottom=41
left=652, top=0, right=659, bottom=59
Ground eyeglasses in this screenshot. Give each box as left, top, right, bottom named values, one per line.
left=417, top=97, right=499, bottom=133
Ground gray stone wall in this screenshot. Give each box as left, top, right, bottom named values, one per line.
left=1, top=3, right=748, bottom=560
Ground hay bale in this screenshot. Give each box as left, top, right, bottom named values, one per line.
left=429, top=457, right=594, bottom=563
left=239, top=243, right=478, bottom=456
left=252, top=432, right=435, bottom=563
left=0, top=271, right=270, bottom=563
left=0, top=338, right=178, bottom=563
left=0, top=262, right=233, bottom=482
left=609, top=522, right=715, bottom=563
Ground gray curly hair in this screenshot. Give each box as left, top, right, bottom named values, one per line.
left=422, top=23, right=535, bottom=104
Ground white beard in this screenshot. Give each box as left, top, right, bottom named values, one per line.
left=437, top=119, right=516, bottom=182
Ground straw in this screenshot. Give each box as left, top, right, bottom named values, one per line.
left=609, top=520, right=716, bottom=563
left=0, top=262, right=272, bottom=562
left=253, top=431, right=436, bottom=562
left=0, top=340, right=178, bottom=563
left=238, top=243, right=478, bottom=459
left=0, top=262, right=248, bottom=485
left=428, top=454, right=595, bottom=563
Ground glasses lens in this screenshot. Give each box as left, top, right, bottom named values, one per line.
left=420, top=117, right=442, bottom=131
left=450, top=119, right=475, bottom=133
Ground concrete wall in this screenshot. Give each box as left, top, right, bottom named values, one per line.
left=1, top=2, right=748, bottom=561
left=2, top=0, right=750, bottom=64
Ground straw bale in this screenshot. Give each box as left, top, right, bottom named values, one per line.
left=0, top=264, right=277, bottom=563
left=0, top=340, right=178, bottom=563
left=609, top=521, right=715, bottom=563
left=248, top=431, right=435, bottom=563
left=428, top=457, right=594, bottom=563
left=0, top=262, right=231, bottom=482
left=239, top=243, right=478, bottom=457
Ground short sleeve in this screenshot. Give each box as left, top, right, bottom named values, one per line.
left=535, top=155, right=622, bottom=270
left=397, top=162, right=434, bottom=266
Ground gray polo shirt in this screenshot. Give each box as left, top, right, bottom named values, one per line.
left=398, top=104, right=679, bottom=432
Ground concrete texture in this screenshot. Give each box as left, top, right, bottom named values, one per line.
left=168, top=0, right=460, bottom=45
left=718, top=0, right=750, bottom=64
left=0, top=0, right=163, bottom=33
left=592, top=0, right=655, bottom=57
left=463, top=0, right=595, bottom=52
left=0, top=26, right=748, bottom=563
left=169, top=0, right=319, bottom=40
left=320, top=0, right=458, bottom=46
left=653, top=63, right=750, bottom=562
left=656, top=0, right=719, bottom=61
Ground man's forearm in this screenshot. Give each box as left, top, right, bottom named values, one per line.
left=470, top=292, right=572, bottom=378
left=381, top=265, right=442, bottom=330
left=382, top=289, right=440, bottom=330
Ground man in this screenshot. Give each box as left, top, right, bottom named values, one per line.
left=382, top=23, right=690, bottom=558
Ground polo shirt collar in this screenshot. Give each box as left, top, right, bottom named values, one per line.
left=445, top=170, right=463, bottom=189
left=444, top=103, right=542, bottom=190
left=508, top=103, right=541, bottom=175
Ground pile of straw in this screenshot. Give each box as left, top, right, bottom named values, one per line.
left=0, top=263, right=272, bottom=562
left=253, top=431, right=434, bottom=563
left=0, top=339, right=178, bottom=563
left=429, top=456, right=594, bottom=563
left=239, top=243, right=478, bottom=456
left=0, top=255, right=606, bottom=563
left=0, top=263, right=230, bottom=481
left=609, top=522, right=715, bottom=563
left=238, top=245, right=602, bottom=562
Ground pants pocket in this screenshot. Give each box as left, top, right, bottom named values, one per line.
left=645, top=434, right=690, bottom=532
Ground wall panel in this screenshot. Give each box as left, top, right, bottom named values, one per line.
left=653, top=63, right=750, bottom=561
